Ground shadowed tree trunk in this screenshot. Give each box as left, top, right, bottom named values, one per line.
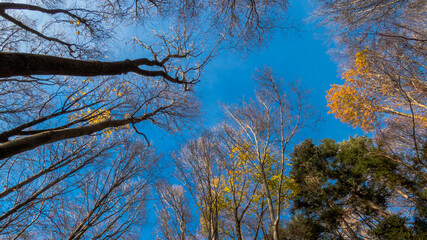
left=0, top=52, right=187, bottom=84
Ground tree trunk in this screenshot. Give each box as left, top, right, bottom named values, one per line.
left=234, top=208, right=244, bottom=240
left=0, top=52, right=183, bottom=82
left=260, top=166, right=278, bottom=240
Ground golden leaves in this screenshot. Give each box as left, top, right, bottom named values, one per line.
left=218, top=142, right=300, bottom=207
left=326, top=84, right=380, bottom=131
left=326, top=46, right=427, bottom=132
left=65, top=77, right=132, bottom=139
left=326, top=47, right=382, bottom=132
left=70, top=107, right=111, bottom=123
left=69, top=107, right=115, bottom=137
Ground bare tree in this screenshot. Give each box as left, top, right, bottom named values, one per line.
left=152, top=0, right=290, bottom=49
left=173, top=131, right=226, bottom=240
left=0, top=3, right=202, bottom=237
left=0, top=0, right=291, bottom=161
left=0, top=0, right=293, bottom=160
left=62, top=139, right=159, bottom=240
left=155, top=181, right=195, bottom=240
left=0, top=133, right=160, bottom=239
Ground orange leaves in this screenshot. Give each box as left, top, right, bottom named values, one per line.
left=354, top=48, right=370, bottom=73
left=326, top=84, right=379, bottom=131
left=326, top=46, right=427, bottom=132
left=342, top=47, right=371, bottom=85
left=326, top=48, right=382, bottom=131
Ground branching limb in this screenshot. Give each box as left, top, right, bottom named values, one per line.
left=0, top=104, right=172, bottom=160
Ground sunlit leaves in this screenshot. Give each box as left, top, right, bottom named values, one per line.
left=224, top=142, right=299, bottom=209
left=326, top=48, right=379, bottom=131
left=320, top=0, right=427, bottom=162
left=326, top=83, right=380, bottom=131
left=326, top=47, right=427, bottom=132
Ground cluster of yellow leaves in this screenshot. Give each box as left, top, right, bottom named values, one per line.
left=198, top=142, right=301, bottom=237
left=199, top=216, right=210, bottom=238
left=69, top=107, right=115, bottom=136
left=223, top=142, right=299, bottom=207
left=268, top=174, right=300, bottom=207
left=88, top=108, right=112, bottom=125
left=227, top=142, right=253, bottom=182
left=69, top=107, right=111, bottom=124
left=342, top=47, right=371, bottom=84
left=65, top=78, right=133, bottom=139
left=210, top=178, right=230, bottom=211
left=199, top=178, right=228, bottom=237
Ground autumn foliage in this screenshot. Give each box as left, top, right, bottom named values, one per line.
left=327, top=48, right=427, bottom=132
left=326, top=48, right=380, bottom=131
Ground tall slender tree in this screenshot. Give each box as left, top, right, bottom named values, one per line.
left=221, top=67, right=316, bottom=240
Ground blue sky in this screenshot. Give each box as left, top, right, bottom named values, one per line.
left=138, top=0, right=364, bottom=237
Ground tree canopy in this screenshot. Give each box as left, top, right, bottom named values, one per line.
left=1, top=0, right=425, bottom=239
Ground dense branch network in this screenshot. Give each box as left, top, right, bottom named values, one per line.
left=0, top=2, right=99, bottom=55
left=0, top=1, right=291, bottom=239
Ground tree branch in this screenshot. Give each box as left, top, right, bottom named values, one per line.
left=0, top=105, right=171, bottom=160
left=0, top=2, right=92, bottom=37
left=0, top=9, right=75, bottom=51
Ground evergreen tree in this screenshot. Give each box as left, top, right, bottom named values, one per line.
left=288, top=137, right=426, bottom=239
